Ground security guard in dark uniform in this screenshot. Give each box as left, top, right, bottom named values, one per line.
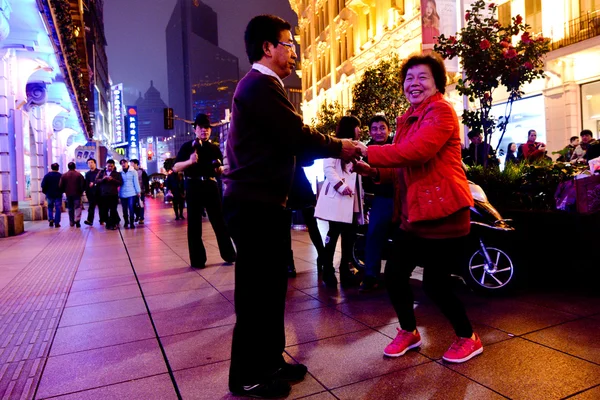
left=173, top=113, right=236, bottom=268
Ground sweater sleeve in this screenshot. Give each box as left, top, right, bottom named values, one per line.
left=242, top=74, right=342, bottom=160
left=368, top=101, right=457, bottom=168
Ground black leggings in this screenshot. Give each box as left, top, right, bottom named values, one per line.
left=385, top=229, right=473, bottom=338
left=323, top=221, right=356, bottom=272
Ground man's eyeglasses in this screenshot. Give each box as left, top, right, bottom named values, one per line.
left=278, top=41, right=297, bottom=52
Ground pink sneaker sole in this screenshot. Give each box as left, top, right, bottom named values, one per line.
left=442, top=346, right=483, bottom=363
left=383, top=339, right=422, bottom=357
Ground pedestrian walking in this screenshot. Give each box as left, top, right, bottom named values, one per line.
left=173, top=113, right=236, bottom=268
left=130, top=159, right=149, bottom=224
left=223, top=15, right=361, bottom=399
left=41, top=163, right=62, bottom=228
left=83, top=158, right=101, bottom=225
left=119, top=159, right=141, bottom=229
left=95, top=159, right=123, bottom=230
left=354, top=53, right=483, bottom=364
left=59, top=162, right=85, bottom=228
left=165, top=169, right=185, bottom=220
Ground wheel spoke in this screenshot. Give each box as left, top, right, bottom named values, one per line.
left=495, top=251, right=501, bottom=265
left=490, top=274, right=503, bottom=286
left=471, top=263, right=485, bottom=269
left=479, top=272, right=487, bottom=285
left=495, top=267, right=512, bottom=273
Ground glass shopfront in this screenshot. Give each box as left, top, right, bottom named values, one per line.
left=581, top=80, right=600, bottom=138
left=490, top=95, right=546, bottom=167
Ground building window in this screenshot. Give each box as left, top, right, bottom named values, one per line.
left=580, top=0, right=599, bottom=14
left=498, top=2, right=511, bottom=27
left=525, top=0, right=542, bottom=33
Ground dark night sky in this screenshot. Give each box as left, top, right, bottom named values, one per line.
left=104, top=0, right=298, bottom=105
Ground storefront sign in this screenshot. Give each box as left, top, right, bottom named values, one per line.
left=111, top=84, right=126, bottom=146
left=421, top=0, right=458, bottom=71
left=126, top=106, right=139, bottom=159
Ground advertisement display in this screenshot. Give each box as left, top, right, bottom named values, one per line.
left=421, top=0, right=458, bottom=71
left=75, top=141, right=98, bottom=170
left=126, top=106, right=139, bottom=159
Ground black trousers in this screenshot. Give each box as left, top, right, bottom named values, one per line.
left=86, top=195, right=98, bottom=223
left=185, top=179, right=235, bottom=267
left=224, top=198, right=289, bottom=388
left=385, top=229, right=473, bottom=338
left=99, top=195, right=119, bottom=227
left=285, top=206, right=324, bottom=265
left=323, top=221, right=356, bottom=272
left=172, top=196, right=185, bottom=217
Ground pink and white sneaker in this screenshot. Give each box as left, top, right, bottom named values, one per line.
left=384, top=328, right=422, bottom=357
left=442, top=333, right=483, bottom=363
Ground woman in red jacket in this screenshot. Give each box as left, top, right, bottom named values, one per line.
left=354, top=53, right=482, bottom=364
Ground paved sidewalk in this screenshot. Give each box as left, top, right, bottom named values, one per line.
left=0, top=198, right=599, bottom=399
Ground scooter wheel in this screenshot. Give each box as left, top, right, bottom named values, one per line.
left=466, top=246, right=516, bottom=294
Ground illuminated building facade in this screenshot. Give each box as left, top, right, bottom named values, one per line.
left=0, top=0, right=96, bottom=235
left=289, top=0, right=600, bottom=159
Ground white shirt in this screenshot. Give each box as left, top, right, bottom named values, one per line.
left=252, top=63, right=285, bottom=89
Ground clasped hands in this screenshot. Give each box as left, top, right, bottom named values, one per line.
left=339, top=139, right=376, bottom=178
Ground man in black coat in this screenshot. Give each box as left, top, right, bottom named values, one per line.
left=95, top=159, right=123, bottom=230
left=84, top=158, right=101, bottom=226
left=173, top=113, right=236, bottom=268
left=223, top=14, right=361, bottom=398
left=41, top=163, right=63, bottom=228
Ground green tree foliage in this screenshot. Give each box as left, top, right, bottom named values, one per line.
left=434, top=0, right=550, bottom=162
left=311, top=100, right=344, bottom=136
left=351, top=54, right=409, bottom=134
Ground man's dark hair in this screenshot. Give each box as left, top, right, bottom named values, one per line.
left=130, top=159, right=139, bottom=165
left=67, top=162, right=76, bottom=171
left=120, top=159, right=128, bottom=164
left=581, top=129, right=593, bottom=138
left=400, top=53, right=447, bottom=94
left=51, top=163, right=59, bottom=171
left=106, top=159, right=115, bottom=165
left=87, top=158, right=96, bottom=164
left=468, top=131, right=482, bottom=139
left=368, top=115, right=389, bottom=130
left=570, top=136, right=579, bottom=143
left=528, top=129, right=537, bottom=136
left=244, top=15, right=291, bottom=64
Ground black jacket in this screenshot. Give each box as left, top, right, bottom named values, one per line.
left=85, top=169, right=100, bottom=197
left=224, top=69, right=342, bottom=206
left=41, top=171, right=63, bottom=198
left=95, top=169, right=123, bottom=196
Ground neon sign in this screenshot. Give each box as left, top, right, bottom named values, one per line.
left=126, top=105, right=139, bottom=158
left=111, top=84, right=126, bottom=145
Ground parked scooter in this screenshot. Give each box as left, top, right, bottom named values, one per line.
left=352, top=181, right=517, bottom=294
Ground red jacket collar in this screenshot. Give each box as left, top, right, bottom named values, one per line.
left=398, top=92, right=444, bottom=125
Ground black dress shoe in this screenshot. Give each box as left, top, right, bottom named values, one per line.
left=84, top=220, right=92, bottom=226
left=287, top=264, right=297, bottom=278
left=322, top=271, right=338, bottom=288
left=273, top=363, right=307, bottom=382
left=222, top=254, right=236, bottom=264
left=230, top=379, right=291, bottom=399
left=191, top=264, right=206, bottom=269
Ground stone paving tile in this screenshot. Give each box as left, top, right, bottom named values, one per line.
left=73, top=265, right=134, bottom=281
left=523, top=317, right=600, bottom=364
left=161, top=324, right=234, bottom=371
left=0, top=228, right=89, bottom=399
left=331, top=361, right=506, bottom=399
left=36, top=338, right=167, bottom=398
left=174, top=359, right=328, bottom=400
left=286, top=329, right=431, bottom=390
left=50, top=314, right=155, bottom=356
left=69, top=273, right=138, bottom=292
left=45, top=373, right=178, bottom=400
left=152, top=301, right=236, bottom=337
left=446, top=338, right=600, bottom=399
left=137, top=275, right=210, bottom=296
left=144, top=286, right=229, bottom=312
left=570, top=385, right=600, bottom=399
left=65, top=283, right=142, bottom=307
left=58, top=297, right=147, bottom=327
left=285, top=307, right=369, bottom=346
left=510, top=289, right=600, bottom=317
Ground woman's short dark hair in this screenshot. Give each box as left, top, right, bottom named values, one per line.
left=336, top=115, right=361, bottom=139
left=245, top=15, right=291, bottom=64
left=400, top=53, right=447, bottom=94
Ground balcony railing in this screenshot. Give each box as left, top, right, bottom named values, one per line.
left=551, top=10, right=600, bottom=51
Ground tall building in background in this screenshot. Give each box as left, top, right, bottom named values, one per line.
left=135, top=81, right=171, bottom=174
left=166, top=0, right=239, bottom=152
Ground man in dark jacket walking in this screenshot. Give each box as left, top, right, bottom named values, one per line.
left=60, top=162, right=86, bottom=227
left=130, top=159, right=149, bottom=224
left=84, top=158, right=101, bottom=225
left=95, top=159, right=123, bottom=230
left=41, top=163, right=63, bottom=228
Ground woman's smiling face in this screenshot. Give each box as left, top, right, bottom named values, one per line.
left=403, top=64, right=438, bottom=107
